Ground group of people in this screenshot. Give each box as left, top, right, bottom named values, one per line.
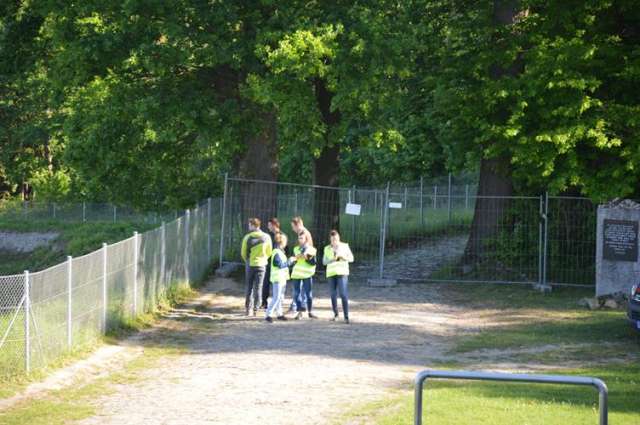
left=240, top=216, right=354, bottom=324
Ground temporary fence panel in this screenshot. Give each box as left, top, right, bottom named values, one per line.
left=71, top=250, right=104, bottom=347
left=222, top=178, right=382, bottom=271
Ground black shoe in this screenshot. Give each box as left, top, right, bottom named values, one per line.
left=308, top=312, right=319, bottom=319
left=265, top=316, right=273, bottom=323
left=277, top=315, right=288, bottom=321
left=344, top=318, right=350, bottom=324
left=330, top=315, right=338, bottom=322
left=253, top=309, right=257, bottom=317
left=295, top=312, right=303, bottom=320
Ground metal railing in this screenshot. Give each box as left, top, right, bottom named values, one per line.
left=414, top=370, right=608, bottom=425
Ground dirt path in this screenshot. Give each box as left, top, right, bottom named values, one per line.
left=75, top=276, right=473, bottom=425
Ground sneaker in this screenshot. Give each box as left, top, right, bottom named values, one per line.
left=277, top=315, right=288, bottom=321
left=308, top=312, right=319, bottom=319
left=245, top=309, right=250, bottom=317
left=344, top=318, right=350, bottom=324
left=295, top=312, right=303, bottom=320
left=265, top=316, right=273, bottom=323
left=330, top=315, right=338, bottom=322
left=253, top=309, right=257, bottom=317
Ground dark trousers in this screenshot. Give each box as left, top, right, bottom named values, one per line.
left=291, top=278, right=313, bottom=312
left=261, top=263, right=271, bottom=307
left=245, top=265, right=266, bottom=311
left=329, top=275, right=349, bottom=319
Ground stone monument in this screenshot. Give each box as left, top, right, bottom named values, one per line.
left=596, top=199, right=640, bottom=297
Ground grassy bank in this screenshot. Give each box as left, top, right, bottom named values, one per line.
left=340, top=283, right=640, bottom=425
left=0, top=219, right=156, bottom=275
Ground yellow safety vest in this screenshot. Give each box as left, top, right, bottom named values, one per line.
left=324, top=243, right=351, bottom=277
left=291, top=246, right=316, bottom=279
left=270, top=249, right=290, bottom=284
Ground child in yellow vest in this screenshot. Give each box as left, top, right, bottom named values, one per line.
left=289, top=232, right=317, bottom=320
left=265, top=232, right=290, bottom=322
left=323, top=230, right=354, bottom=324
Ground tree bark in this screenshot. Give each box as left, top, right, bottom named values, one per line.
left=312, top=78, right=341, bottom=247
left=463, top=0, right=521, bottom=264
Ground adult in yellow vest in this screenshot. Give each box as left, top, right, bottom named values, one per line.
left=289, top=232, right=318, bottom=320
left=323, top=230, right=354, bottom=324
left=240, top=218, right=272, bottom=316
left=265, top=232, right=290, bottom=323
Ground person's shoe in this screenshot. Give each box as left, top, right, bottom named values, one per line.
left=344, top=318, right=350, bottom=324
left=308, top=312, right=319, bottom=319
left=253, top=309, right=257, bottom=317
left=245, top=308, right=250, bottom=317
left=265, top=316, right=273, bottom=323
left=295, top=312, right=303, bottom=320
left=260, top=303, right=268, bottom=309
left=330, top=315, right=338, bottom=322
left=277, top=315, right=288, bottom=321
left=286, top=306, right=295, bottom=314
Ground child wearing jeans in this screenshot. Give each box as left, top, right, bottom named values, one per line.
left=289, top=233, right=317, bottom=320
left=265, top=232, right=290, bottom=323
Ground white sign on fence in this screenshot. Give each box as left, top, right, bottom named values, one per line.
left=345, top=203, right=361, bottom=216
left=389, top=202, right=403, bottom=209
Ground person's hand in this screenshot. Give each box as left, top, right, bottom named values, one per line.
left=289, top=256, right=297, bottom=263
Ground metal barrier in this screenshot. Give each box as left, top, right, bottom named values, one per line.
left=414, top=370, right=608, bottom=425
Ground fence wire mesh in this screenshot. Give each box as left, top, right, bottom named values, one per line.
left=0, top=173, right=611, bottom=378
left=0, top=198, right=221, bottom=377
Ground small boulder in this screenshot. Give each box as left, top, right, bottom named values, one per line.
left=603, top=299, right=618, bottom=309
left=578, top=297, right=600, bottom=310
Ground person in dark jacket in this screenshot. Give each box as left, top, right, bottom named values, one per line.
left=261, top=217, right=282, bottom=309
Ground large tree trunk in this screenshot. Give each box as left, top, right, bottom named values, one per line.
left=236, top=110, right=279, bottom=228
left=312, top=78, right=341, bottom=247
left=463, top=0, right=522, bottom=264
left=206, top=65, right=279, bottom=229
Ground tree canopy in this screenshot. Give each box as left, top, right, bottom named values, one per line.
left=1, top=0, right=638, bottom=208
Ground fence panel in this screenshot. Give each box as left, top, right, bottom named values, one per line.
left=106, top=237, right=136, bottom=328
left=71, top=250, right=104, bottom=346
left=224, top=179, right=382, bottom=269
left=0, top=274, right=26, bottom=375
left=29, top=263, right=68, bottom=369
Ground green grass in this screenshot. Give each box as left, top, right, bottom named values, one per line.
left=0, top=218, right=156, bottom=275
left=340, top=283, right=640, bottom=425
left=343, top=365, right=640, bottom=424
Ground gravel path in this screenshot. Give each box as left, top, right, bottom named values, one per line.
left=77, top=276, right=473, bottom=425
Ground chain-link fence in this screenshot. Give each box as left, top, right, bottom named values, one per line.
left=0, top=199, right=179, bottom=224
left=0, top=198, right=221, bottom=377
left=0, top=172, right=605, bottom=377
left=220, top=175, right=599, bottom=289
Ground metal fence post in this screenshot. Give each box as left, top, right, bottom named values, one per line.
left=52, top=202, right=56, bottom=220
left=404, top=186, right=408, bottom=208
left=419, top=177, right=424, bottom=226
left=133, top=231, right=139, bottom=316
left=538, top=194, right=544, bottom=287
left=24, top=270, right=30, bottom=373
left=543, top=191, right=549, bottom=287
left=350, top=186, right=356, bottom=244
left=161, top=221, right=166, bottom=291
left=67, top=255, right=73, bottom=349
left=207, top=197, right=212, bottom=261
left=379, top=183, right=390, bottom=279
left=465, top=185, right=469, bottom=210
left=447, top=173, right=452, bottom=222
left=82, top=202, right=86, bottom=222
left=102, top=242, right=108, bottom=333
left=433, top=186, right=437, bottom=209
left=184, top=209, right=190, bottom=283
left=219, top=173, right=228, bottom=267
left=113, top=206, right=117, bottom=223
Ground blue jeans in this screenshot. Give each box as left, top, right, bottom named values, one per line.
left=291, top=278, right=313, bottom=312
left=328, top=275, right=349, bottom=319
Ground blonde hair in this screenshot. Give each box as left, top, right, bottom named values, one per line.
left=248, top=217, right=261, bottom=228
left=274, top=232, right=288, bottom=248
